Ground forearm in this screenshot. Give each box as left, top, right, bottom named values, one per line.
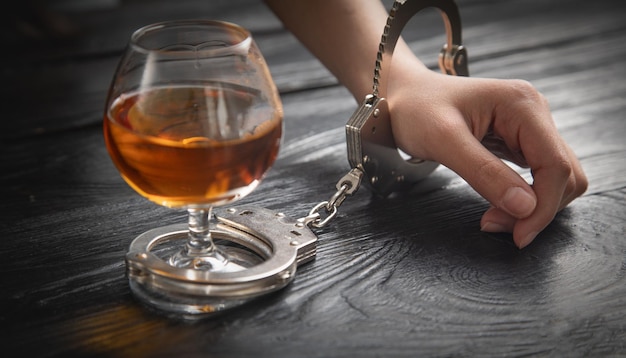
left=264, top=0, right=427, bottom=101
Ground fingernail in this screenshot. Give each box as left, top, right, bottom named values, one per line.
left=481, top=222, right=509, bottom=233
left=518, top=231, right=538, bottom=249
left=501, top=187, right=536, bottom=218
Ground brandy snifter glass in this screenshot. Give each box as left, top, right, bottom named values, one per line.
left=103, top=20, right=283, bottom=315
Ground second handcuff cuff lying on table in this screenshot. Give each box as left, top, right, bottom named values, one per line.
left=126, top=0, right=470, bottom=314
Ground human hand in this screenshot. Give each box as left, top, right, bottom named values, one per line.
left=388, top=67, right=588, bottom=248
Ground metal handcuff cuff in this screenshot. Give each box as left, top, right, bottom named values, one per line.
left=295, top=0, right=469, bottom=229
left=126, top=0, right=469, bottom=313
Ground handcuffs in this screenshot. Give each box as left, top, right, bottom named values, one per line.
left=126, top=0, right=469, bottom=315
left=346, top=0, right=469, bottom=197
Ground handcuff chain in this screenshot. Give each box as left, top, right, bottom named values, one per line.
left=294, top=0, right=397, bottom=228
left=298, top=168, right=363, bottom=228
left=372, top=0, right=403, bottom=98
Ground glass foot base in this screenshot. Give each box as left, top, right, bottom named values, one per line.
left=125, top=206, right=317, bottom=317
left=128, top=278, right=255, bottom=317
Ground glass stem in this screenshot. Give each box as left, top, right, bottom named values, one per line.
left=186, top=208, right=216, bottom=255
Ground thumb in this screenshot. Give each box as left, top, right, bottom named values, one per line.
left=436, top=129, right=537, bottom=219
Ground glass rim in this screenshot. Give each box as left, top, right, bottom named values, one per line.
left=129, top=19, right=252, bottom=56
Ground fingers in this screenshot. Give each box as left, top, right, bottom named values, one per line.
left=429, top=112, right=538, bottom=220
left=478, top=80, right=588, bottom=247
left=422, top=78, right=587, bottom=248
left=480, top=206, right=516, bottom=233
left=491, top=81, right=582, bottom=246
left=480, top=143, right=586, bottom=249
left=389, top=72, right=587, bottom=249
left=513, top=145, right=587, bottom=248
left=560, top=143, right=589, bottom=209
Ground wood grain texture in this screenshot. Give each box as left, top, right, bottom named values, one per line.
left=1, top=0, right=625, bottom=356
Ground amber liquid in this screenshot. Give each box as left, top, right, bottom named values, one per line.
left=104, top=85, right=282, bottom=208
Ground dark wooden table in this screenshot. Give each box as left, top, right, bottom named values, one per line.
left=2, top=0, right=625, bottom=356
